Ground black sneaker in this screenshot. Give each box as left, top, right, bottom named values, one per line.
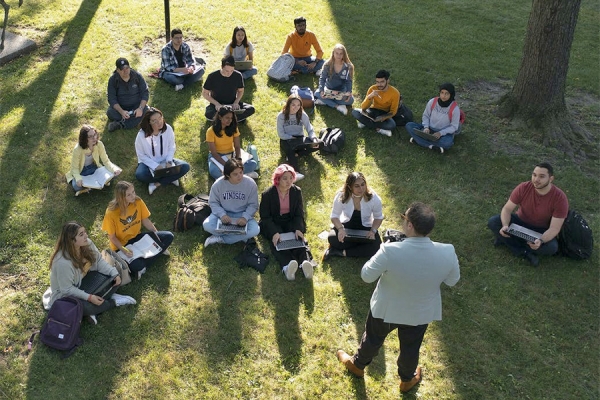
left=524, top=251, right=539, bottom=267
left=108, top=121, right=122, bottom=132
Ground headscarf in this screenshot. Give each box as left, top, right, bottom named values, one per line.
left=437, top=83, right=456, bottom=108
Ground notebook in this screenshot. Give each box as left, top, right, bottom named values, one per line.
left=80, top=271, right=114, bottom=298
left=507, top=223, right=543, bottom=243
left=216, top=219, right=248, bottom=234
left=344, top=228, right=375, bottom=243
left=413, top=129, right=440, bottom=142
left=275, top=232, right=306, bottom=251
left=153, top=164, right=182, bottom=179
left=209, top=149, right=253, bottom=172
left=235, top=60, right=253, bottom=71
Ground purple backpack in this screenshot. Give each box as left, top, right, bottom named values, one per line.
left=32, top=296, right=84, bottom=358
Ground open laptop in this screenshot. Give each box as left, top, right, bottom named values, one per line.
left=507, top=223, right=543, bottom=243
left=344, top=228, right=376, bottom=243
left=80, top=271, right=114, bottom=298
left=216, top=219, right=248, bottom=235
left=275, top=232, right=306, bottom=251
left=413, top=128, right=440, bottom=141
left=235, top=60, right=253, bottom=71
left=154, top=164, right=182, bottom=179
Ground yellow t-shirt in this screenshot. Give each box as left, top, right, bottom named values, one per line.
left=206, top=127, right=240, bottom=154
left=102, top=198, right=151, bottom=250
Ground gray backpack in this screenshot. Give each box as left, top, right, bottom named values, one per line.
left=267, top=54, right=295, bottom=82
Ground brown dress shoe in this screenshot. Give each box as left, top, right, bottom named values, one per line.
left=336, top=350, right=364, bottom=378
left=400, top=366, right=422, bottom=393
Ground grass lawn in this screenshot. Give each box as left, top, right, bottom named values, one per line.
left=0, top=0, right=598, bottom=399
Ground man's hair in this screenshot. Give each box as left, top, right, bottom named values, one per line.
left=294, top=16, right=306, bottom=25
left=535, top=162, right=554, bottom=176
left=221, top=55, right=236, bottom=68
left=224, top=158, right=244, bottom=180
left=375, top=69, right=390, bottom=80
left=171, top=28, right=182, bottom=38
left=406, top=202, right=436, bottom=236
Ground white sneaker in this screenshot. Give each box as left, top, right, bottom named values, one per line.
left=112, top=293, right=137, bottom=307
left=75, top=188, right=90, bottom=197
left=137, top=267, right=147, bottom=280
left=245, top=171, right=259, bottom=179
left=336, top=105, right=348, bottom=115
left=175, top=84, right=184, bottom=91
left=314, top=99, right=326, bottom=106
left=301, top=260, right=313, bottom=279
left=162, top=249, right=170, bottom=256
left=377, top=129, right=392, bottom=137
left=148, top=182, right=157, bottom=195
left=204, top=235, right=225, bottom=247
left=86, top=315, right=98, bottom=325
left=284, top=260, right=298, bottom=281
left=357, top=121, right=366, bottom=129
left=295, top=173, right=305, bottom=182
left=171, top=179, right=179, bottom=187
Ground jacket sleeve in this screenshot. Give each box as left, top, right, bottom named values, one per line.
left=137, top=72, right=150, bottom=102
left=361, top=245, right=387, bottom=283
left=343, top=64, right=353, bottom=93
left=135, top=131, right=160, bottom=170
left=443, top=245, right=461, bottom=287
left=290, top=186, right=306, bottom=232
left=107, top=74, right=118, bottom=107
left=69, top=146, right=83, bottom=183
left=318, top=64, right=329, bottom=91
left=259, top=188, right=281, bottom=239
left=96, top=141, right=116, bottom=173
left=165, top=125, right=177, bottom=162
left=330, top=192, right=344, bottom=219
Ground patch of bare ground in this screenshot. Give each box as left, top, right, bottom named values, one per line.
left=139, top=36, right=209, bottom=74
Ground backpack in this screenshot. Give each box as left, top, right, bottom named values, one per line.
left=383, top=229, right=407, bottom=243
left=31, top=296, right=84, bottom=358
left=267, top=53, right=295, bottom=82
left=431, top=97, right=466, bottom=125
left=557, top=209, right=593, bottom=260
left=173, top=193, right=211, bottom=232
left=393, top=103, right=414, bottom=127
left=101, top=249, right=131, bottom=286
left=234, top=239, right=269, bottom=273
left=319, top=127, right=345, bottom=154
left=290, top=85, right=315, bottom=108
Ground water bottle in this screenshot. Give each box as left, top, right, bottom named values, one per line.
left=247, top=143, right=260, bottom=170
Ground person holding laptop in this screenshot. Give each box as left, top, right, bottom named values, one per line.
left=203, top=159, right=260, bottom=247
left=224, top=26, right=257, bottom=80
left=202, top=56, right=255, bottom=122
left=48, top=221, right=136, bottom=325
left=324, top=172, right=384, bottom=261
left=314, top=44, right=355, bottom=115
left=206, top=107, right=258, bottom=180
left=66, top=124, right=122, bottom=197
left=102, top=181, right=173, bottom=280
left=259, top=164, right=313, bottom=281
left=134, top=107, right=190, bottom=195
left=404, top=83, right=462, bottom=153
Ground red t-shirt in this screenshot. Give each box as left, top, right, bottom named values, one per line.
left=510, top=182, right=568, bottom=228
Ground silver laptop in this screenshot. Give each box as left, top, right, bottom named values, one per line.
left=275, top=232, right=306, bottom=251
left=235, top=60, right=253, bottom=71
left=507, top=223, right=543, bottom=242
left=344, top=228, right=375, bottom=242
left=216, top=219, right=248, bottom=235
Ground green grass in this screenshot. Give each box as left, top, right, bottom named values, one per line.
left=1, top=0, right=599, bottom=399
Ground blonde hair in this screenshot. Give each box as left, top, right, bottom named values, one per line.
left=108, top=181, right=139, bottom=216
left=325, top=44, right=353, bottom=79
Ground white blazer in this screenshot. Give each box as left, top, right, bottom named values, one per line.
left=330, top=191, right=384, bottom=227
left=361, top=237, right=460, bottom=325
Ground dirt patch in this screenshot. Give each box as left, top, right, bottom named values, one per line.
left=138, top=36, right=209, bottom=73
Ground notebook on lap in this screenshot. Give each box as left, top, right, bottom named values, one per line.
left=216, top=219, right=248, bottom=235
left=275, top=232, right=306, bottom=251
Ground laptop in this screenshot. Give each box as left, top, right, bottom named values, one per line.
left=413, top=129, right=440, bottom=142
left=344, top=228, right=375, bottom=243
left=216, top=219, right=248, bottom=234
left=275, top=232, right=306, bottom=251
left=507, top=223, right=543, bottom=243
left=80, top=271, right=114, bottom=298
left=154, top=164, right=182, bottom=179
left=235, top=60, right=253, bottom=71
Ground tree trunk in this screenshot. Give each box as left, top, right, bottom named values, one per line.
left=498, top=0, right=592, bottom=156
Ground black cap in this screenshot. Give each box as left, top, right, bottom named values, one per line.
left=115, top=58, right=130, bottom=70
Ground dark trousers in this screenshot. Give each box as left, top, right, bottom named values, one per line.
left=353, top=311, right=428, bottom=382
left=261, top=219, right=309, bottom=268
left=81, top=286, right=118, bottom=316
left=126, top=231, right=174, bottom=274
left=106, top=105, right=150, bottom=129
left=279, top=138, right=319, bottom=173
left=205, top=103, right=255, bottom=122
left=328, top=226, right=381, bottom=258
left=487, top=214, right=558, bottom=256
left=351, top=108, right=397, bottom=131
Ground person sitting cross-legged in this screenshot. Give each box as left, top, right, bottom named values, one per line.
left=159, top=28, right=205, bottom=92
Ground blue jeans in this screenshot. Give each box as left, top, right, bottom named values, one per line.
left=208, top=153, right=257, bottom=180
left=293, top=56, right=325, bottom=74
left=135, top=159, right=190, bottom=185
left=202, top=212, right=260, bottom=244
left=240, top=67, right=258, bottom=80
left=106, top=105, right=150, bottom=129
left=314, top=89, right=354, bottom=108
left=487, top=213, right=559, bottom=257
left=125, top=231, right=174, bottom=274
left=162, top=67, right=205, bottom=88
left=351, top=108, right=396, bottom=131
left=71, top=164, right=98, bottom=191
left=405, top=122, right=455, bottom=149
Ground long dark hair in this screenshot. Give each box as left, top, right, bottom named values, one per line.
left=140, top=107, right=167, bottom=137
left=212, top=107, right=238, bottom=137
left=229, top=26, right=248, bottom=49
left=49, top=221, right=96, bottom=271
left=282, top=94, right=303, bottom=122
left=340, top=172, right=373, bottom=203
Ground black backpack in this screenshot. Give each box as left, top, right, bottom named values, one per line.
left=30, top=296, right=84, bottom=358
left=319, top=127, right=345, bottom=154
left=173, top=193, right=211, bottom=232
left=557, top=209, right=593, bottom=260
left=234, top=239, right=269, bottom=273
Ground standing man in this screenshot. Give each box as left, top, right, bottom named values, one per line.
left=106, top=58, right=150, bottom=132
left=202, top=56, right=255, bottom=122
left=351, top=70, right=400, bottom=137
left=487, top=162, right=568, bottom=267
left=336, top=202, right=460, bottom=393
left=159, top=28, right=205, bottom=92
left=281, top=16, right=324, bottom=75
